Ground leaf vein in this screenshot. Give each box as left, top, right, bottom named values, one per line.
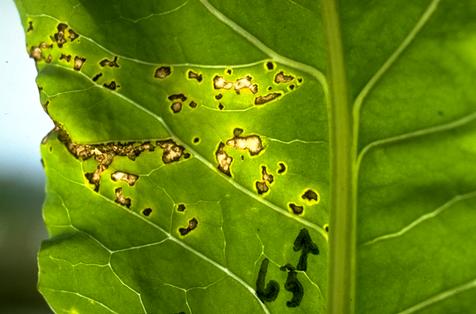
left=198, top=0, right=328, bottom=95
left=363, top=190, right=476, bottom=246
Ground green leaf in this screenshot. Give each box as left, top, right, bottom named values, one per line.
left=15, top=0, right=476, bottom=313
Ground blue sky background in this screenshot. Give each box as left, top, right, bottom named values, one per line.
left=0, top=0, right=54, bottom=184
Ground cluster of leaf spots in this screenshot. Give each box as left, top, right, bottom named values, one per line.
left=287, top=189, right=320, bottom=215
left=213, top=74, right=258, bottom=94
left=167, top=93, right=188, bottom=113
left=27, top=20, right=128, bottom=91
left=56, top=126, right=189, bottom=192
left=256, top=228, right=319, bottom=307
left=151, top=61, right=303, bottom=114
left=28, top=22, right=80, bottom=66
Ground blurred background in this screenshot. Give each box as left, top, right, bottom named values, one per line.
left=1, top=0, right=53, bottom=312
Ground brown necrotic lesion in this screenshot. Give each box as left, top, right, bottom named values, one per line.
left=114, top=187, right=131, bottom=208
left=277, top=162, right=287, bottom=174
left=289, top=203, right=304, bottom=215
left=274, top=71, right=294, bottom=84
left=213, top=75, right=258, bottom=94
left=99, top=56, right=119, bottom=67
left=255, top=166, right=274, bottom=195
left=187, top=70, right=203, bottom=82
left=111, top=171, right=138, bottom=186
left=168, top=94, right=187, bottom=113
left=74, top=56, right=86, bottom=71
left=154, top=66, right=171, bottom=79
left=157, top=140, right=186, bottom=164
left=301, top=189, right=319, bottom=203
left=53, top=23, right=68, bottom=48
left=226, top=128, right=263, bottom=156
left=179, top=218, right=198, bottom=236
left=215, top=142, right=233, bottom=176
left=103, top=80, right=118, bottom=90
left=254, top=92, right=281, bottom=105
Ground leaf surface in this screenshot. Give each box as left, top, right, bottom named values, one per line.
left=14, top=0, right=476, bottom=313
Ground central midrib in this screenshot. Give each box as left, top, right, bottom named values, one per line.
left=321, top=0, right=355, bottom=314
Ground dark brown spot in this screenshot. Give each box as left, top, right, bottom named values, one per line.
left=218, top=103, right=224, bottom=110
left=216, top=142, right=233, bottom=176
left=45, top=55, right=52, bottom=63
left=289, top=203, right=304, bottom=215
left=155, top=66, right=171, bottom=79
left=29, top=46, right=42, bottom=61
left=256, top=181, right=269, bottom=195
left=297, top=78, right=303, bottom=83
left=59, top=54, right=72, bottom=62
left=226, top=130, right=263, bottom=156
left=289, top=84, right=295, bottom=90
left=184, top=153, right=191, bottom=159
left=189, top=101, right=197, bottom=108
left=171, top=102, right=182, bottom=113
left=301, top=189, right=318, bottom=202
left=233, top=128, right=243, bottom=137
left=261, top=166, right=274, bottom=184
left=39, top=42, right=52, bottom=49
left=103, top=81, right=118, bottom=90
left=215, top=93, right=223, bottom=100
left=324, top=224, right=329, bottom=232
left=53, top=23, right=68, bottom=48
left=142, top=208, right=152, bottom=216
left=68, top=29, right=79, bottom=41
left=255, top=92, right=281, bottom=105
left=115, top=187, right=131, bottom=208
left=92, top=73, right=103, bottom=82
left=179, top=218, right=198, bottom=236
left=73, top=56, right=86, bottom=71
left=187, top=70, right=203, bottom=82
left=226, top=69, right=232, bottom=75
left=277, top=162, right=287, bottom=174
left=168, top=94, right=187, bottom=102
left=177, top=204, right=186, bottom=212
left=193, top=137, right=200, bottom=144
left=27, top=21, right=33, bottom=32
left=157, top=140, right=185, bottom=164
left=111, top=171, right=138, bottom=186
left=266, top=62, right=274, bottom=70
left=274, top=71, right=294, bottom=84
left=99, top=56, right=119, bottom=67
